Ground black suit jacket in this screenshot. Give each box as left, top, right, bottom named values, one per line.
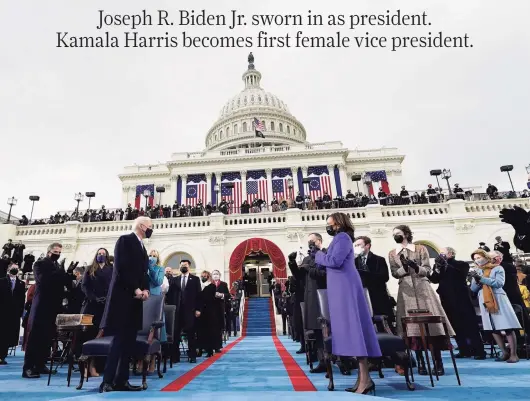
left=100, top=233, right=149, bottom=331
left=355, top=251, right=393, bottom=318
left=172, top=274, right=202, bottom=330
left=0, top=277, right=26, bottom=345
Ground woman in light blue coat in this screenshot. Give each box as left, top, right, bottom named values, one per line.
left=470, top=249, right=520, bottom=363
left=148, top=249, right=167, bottom=342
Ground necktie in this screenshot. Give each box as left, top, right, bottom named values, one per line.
left=181, top=276, right=186, bottom=290
left=11, top=279, right=15, bottom=292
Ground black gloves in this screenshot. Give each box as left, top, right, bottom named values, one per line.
left=96, top=297, right=106, bottom=304
left=499, top=206, right=529, bottom=232
left=67, top=261, right=75, bottom=273
left=288, top=252, right=298, bottom=262
left=406, top=260, right=419, bottom=274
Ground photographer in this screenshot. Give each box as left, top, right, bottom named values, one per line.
left=288, top=233, right=327, bottom=373
left=430, top=247, right=485, bottom=359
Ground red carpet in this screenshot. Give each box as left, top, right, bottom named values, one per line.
left=269, top=299, right=317, bottom=391
left=161, top=298, right=249, bottom=392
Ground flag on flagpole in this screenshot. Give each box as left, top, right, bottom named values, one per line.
left=246, top=170, right=268, bottom=203
left=134, top=184, right=155, bottom=209
left=253, top=117, right=265, bottom=138
left=221, top=172, right=243, bottom=212
left=366, top=170, right=390, bottom=195
left=306, top=166, right=332, bottom=201
left=186, top=174, right=208, bottom=206
left=271, top=168, right=293, bottom=200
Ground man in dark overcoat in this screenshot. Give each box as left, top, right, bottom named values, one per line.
left=22, top=243, right=71, bottom=378
left=430, top=247, right=485, bottom=359
left=288, top=233, right=326, bottom=371
left=0, top=261, right=25, bottom=364
left=99, top=217, right=152, bottom=393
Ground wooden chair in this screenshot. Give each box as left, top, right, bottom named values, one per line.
left=401, top=315, right=461, bottom=388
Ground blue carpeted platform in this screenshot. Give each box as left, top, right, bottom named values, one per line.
left=1, top=297, right=529, bottom=400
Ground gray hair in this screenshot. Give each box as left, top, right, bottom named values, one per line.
left=445, top=247, right=456, bottom=256
left=132, top=216, right=151, bottom=231
left=47, top=242, right=62, bottom=252
left=489, top=251, right=503, bottom=260
left=74, top=266, right=85, bottom=275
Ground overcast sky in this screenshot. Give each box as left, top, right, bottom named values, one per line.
left=1, top=0, right=529, bottom=219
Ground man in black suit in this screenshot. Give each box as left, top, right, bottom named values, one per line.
left=494, top=236, right=512, bottom=263
left=22, top=243, right=71, bottom=378
left=0, top=262, right=26, bottom=364
left=353, top=236, right=394, bottom=326
left=99, top=216, right=152, bottom=393
left=430, top=247, right=485, bottom=359
left=169, top=260, right=202, bottom=363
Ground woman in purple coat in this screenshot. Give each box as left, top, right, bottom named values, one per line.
left=315, top=212, right=381, bottom=395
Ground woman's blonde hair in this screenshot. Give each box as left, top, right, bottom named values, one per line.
left=149, top=249, right=160, bottom=265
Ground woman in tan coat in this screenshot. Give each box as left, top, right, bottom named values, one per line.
left=389, top=225, right=454, bottom=376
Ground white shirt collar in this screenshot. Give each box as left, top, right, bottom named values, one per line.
left=396, top=243, right=416, bottom=254
left=181, top=273, right=189, bottom=279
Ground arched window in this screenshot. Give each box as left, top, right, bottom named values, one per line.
left=243, top=122, right=247, bottom=132
left=414, top=241, right=440, bottom=258
left=279, top=123, right=283, bottom=133
left=270, top=121, right=275, bottom=131
left=262, top=120, right=266, bottom=130
left=220, top=130, right=223, bottom=139
left=164, top=252, right=196, bottom=274
left=234, top=124, right=238, bottom=134
left=287, top=125, right=290, bottom=134
left=226, top=126, right=230, bottom=136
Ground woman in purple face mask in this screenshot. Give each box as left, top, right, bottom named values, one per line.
left=80, top=247, right=113, bottom=377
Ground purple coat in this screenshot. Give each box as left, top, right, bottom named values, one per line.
left=315, top=232, right=381, bottom=357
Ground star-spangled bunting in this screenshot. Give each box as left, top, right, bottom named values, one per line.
left=367, top=170, right=390, bottom=195
left=221, top=172, right=242, bottom=212
left=246, top=170, right=268, bottom=203
left=271, top=168, right=293, bottom=200
left=134, top=184, right=154, bottom=209
left=186, top=174, right=207, bottom=206
left=306, top=166, right=332, bottom=200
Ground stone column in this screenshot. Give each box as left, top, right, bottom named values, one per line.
left=290, top=167, right=299, bottom=198
left=301, top=166, right=308, bottom=196
left=162, top=183, right=171, bottom=205
left=215, top=172, right=223, bottom=204
left=205, top=172, right=212, bottom=204
left=338, top=164, right=348, bottom=196
left=265, top=168, right=274, bottom=205
left=328, top=164, right=338, bottom=197
left=180, top=174, right=187, bottom=205
left=241, top=170, right=247, bottom=203
left=121, top=186, right=130, bottom=208
left=169, top=175, right=178, bottom=204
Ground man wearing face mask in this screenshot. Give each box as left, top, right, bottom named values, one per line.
left=288, top=233, right=327, bottom=373
left=99, top=217, right=152, bottom=392
left=65, top=266, right=86, bottom=314
left=0, top=262, right=26, bottom=365
left=353, top=236, right=394, bottom=327
left=429, top=247, right=485, bottom=359
left=22, top=242, right=71, bottom=378
left=170, top=260, right=202, bottom=364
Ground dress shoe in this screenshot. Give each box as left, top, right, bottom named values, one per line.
left=36, top=366, right=52, bottom=375
left=99, top=383, right=114, bottom=393
left=189, top=358, right=197, bottom=363
left=474, top=354, right=486, bottom=360
left=310, top=364, right=327, bottom=374
left=114, top=381, right=143, bottom=391
left=296, top=348, right=306, bottom=354
left=215, top=349, right=222, bottom=353
left=435, top=366, right=445, bottom=376
left=22, top=369, right=40, bottom=379
left=454, top=352, right=468, bottom=359
left=0, top=360, right=7, bottom=365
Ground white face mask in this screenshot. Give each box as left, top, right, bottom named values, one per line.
left=354, top=246, right=365, bottom=256
left=212, top=274, right=220, bottom=281
left=475, top=258, right=488, bottom=266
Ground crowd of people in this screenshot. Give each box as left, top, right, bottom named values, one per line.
left=2, top=204, right=530, bottom=395
left=14, top=184, right=529, bottom=227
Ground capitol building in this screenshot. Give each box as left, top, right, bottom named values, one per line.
left=2, top=54, right=528, bottom=296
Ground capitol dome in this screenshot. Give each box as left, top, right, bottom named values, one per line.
left=205, top=53, right=307, bottom=150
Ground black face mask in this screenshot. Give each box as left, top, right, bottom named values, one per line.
left=9, top=268, right=18, bottom=276
left=308, top=240, right=316, bottom=249
left=393, top=234, right=404, bottom=243
left=165, top=273, right=172, bottom=279
left=326, top=225, right=336, bottom=237
left=201, top=277, right=208, bottom=283
left=180, top=266, right=189, bottom=274
left=49, top=253, right=60, bottom=262
left=145, top=228, right=153, bottom=239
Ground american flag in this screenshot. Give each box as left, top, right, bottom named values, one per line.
left=306, top=166, right=332, bottom=201
left=134, top=184, right=154, bottom=209
left=271, top=168, right=293, bottom=200
left=253, top=117, right=265, bottom=138
left=246, top=170, right=268, bottom=203
left=367, top=170, right=390, bottom=195
left=186, top=174, right=208, bottom=206
left=221, top=172, right=242, bottom=212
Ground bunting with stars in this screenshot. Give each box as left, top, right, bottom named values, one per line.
left=367, top=170, right=390, bottom=195
left=246, top=170, right=268, bottom=204
left=134, top=184, right=154, bottom=209
left=221, top=172, right=243, bottom=212
left=306, top=166, right=332, bottom=201
left=271, top=168, right=293, bottom=200
left=186, top=174, right=208, bottom=206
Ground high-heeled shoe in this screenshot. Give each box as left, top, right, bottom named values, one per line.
left=344, top=376, right=360, bottom=393
left=360, top=380, right=376, bottom=396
